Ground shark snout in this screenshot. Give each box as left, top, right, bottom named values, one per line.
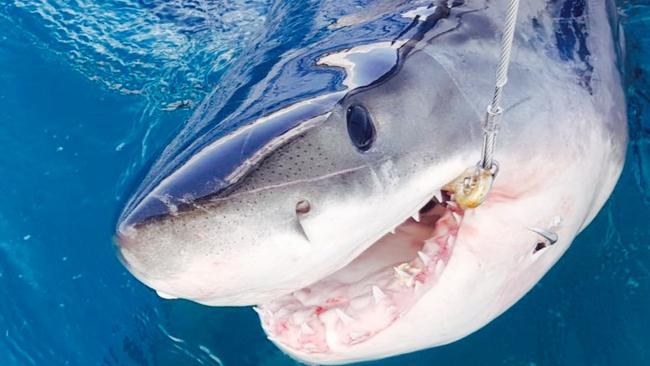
left=114, top=182, right=342, bottom=306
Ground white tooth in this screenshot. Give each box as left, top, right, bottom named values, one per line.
left=252, top=307, right=263, bottom=317
left=425, top=239, right=441, bottom=255
left=335, top=308, right=355, bottom=325
left=452, top=211, right=461, bottom=222
left=301, top=323, right=315, bottom=335
left=417, top=251, right=431, bottom=265
left=433, top=190, right=443, bottom=203
left=390, top=227, right=397, bottom=234
left=446, top=235, right=454, bottom=248
left=411, top=211, right=421, bottom=222
left=435, top=260, right=445, bottom=276
left=394, top=266, right=415, bottom=287
left=414, top=281, right=422, bottom=293
left=372, top=286, right=386, bottom=303
left=393, top=266, right=409, bottom=278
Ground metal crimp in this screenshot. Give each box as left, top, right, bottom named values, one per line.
left=445, top=162, right=499, bottom=210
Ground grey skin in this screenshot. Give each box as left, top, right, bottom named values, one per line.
left=116, top=0, right=626, bottom=349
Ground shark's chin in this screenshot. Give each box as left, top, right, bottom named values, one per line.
left=256, top=188, right=464, bottom=355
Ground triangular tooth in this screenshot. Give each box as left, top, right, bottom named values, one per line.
left=414, top=281, right=422, bottom=293
left=446, top=235, right=454, bottom=248
left=301, top=323, right=315, bottom=335
left=389, top=227, right=397, bottom=234
left=452, top=211, right=461, bottom=222
left=394, top=266, right=414, bottom=286
left=411, top=211, right=421, bottom=222
left=435, top=260, right=445, bottom=276
left=335, top=308, right=355, bottom=324
left=372, top=285, right=386, bottom=303
left=433, top=190, right=443, bottom=203
left=252, top=306, right=263, bottom=317
left=425, top=239, right=441, bottom=255
left=417, top=251, right=431, bottom=265
left=394, top=266, right=409, bottom=278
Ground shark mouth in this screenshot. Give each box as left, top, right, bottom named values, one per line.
left=256, top=189, right=463, bottom=354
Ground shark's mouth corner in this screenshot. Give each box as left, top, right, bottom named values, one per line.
left=256, top=188, right=464, bottom=354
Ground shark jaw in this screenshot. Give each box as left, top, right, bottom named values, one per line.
left=256, top=186, right=466, bottom=357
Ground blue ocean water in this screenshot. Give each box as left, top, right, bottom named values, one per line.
left=0, top=1, right=648, bottom=365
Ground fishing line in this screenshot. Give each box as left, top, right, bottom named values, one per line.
left=448, top=0, right=521, bottom=209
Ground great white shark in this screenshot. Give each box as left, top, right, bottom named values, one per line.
left=115, top=0, right=627, bottom=364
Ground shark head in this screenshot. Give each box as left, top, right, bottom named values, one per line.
left=116, top=1, right=627, bottom=364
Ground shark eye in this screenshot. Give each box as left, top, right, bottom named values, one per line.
left=346, top=104, right=375, bottom=151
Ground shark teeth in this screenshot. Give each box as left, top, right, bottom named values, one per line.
left=411, top=211, right=421, bottom=222
left=393, top=263, right=418, bottom=287
left=451, top=211, right=461, bottom=222
left=433, top=190, right=443, bottom=203
left=417, top=251, right=431, bottom=265
left=372, top=285, right=387, bottom=304
left=425, top=238, right=441, bottom=255
left=335, top=308, right=355, bottom=325
left=414, top=281, right=423, bottom=293
left=434, top=260, right=446, bottom=277
left=446, top=235, right=455, bottom=249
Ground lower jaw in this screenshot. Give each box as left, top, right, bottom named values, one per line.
left=256, top=195, right=464, bottom=354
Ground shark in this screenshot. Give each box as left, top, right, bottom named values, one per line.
left=115, top=0, right=627, bottom=364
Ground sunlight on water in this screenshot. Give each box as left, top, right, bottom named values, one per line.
left=8, top=0, right=268, bottom=101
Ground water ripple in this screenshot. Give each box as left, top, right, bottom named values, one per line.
left=5, top=0, right=269, bottom=104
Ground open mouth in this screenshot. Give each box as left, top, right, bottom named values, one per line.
left=256, top=188, right=464, bottom=353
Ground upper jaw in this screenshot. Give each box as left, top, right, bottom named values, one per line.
left=117, top=156, right=473, bottom=307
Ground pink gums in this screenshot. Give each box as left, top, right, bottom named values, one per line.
left=257, top=202, right=463, bottom=353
